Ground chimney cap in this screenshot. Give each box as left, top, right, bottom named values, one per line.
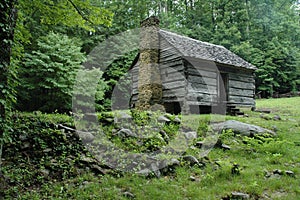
left=140, top=16, right=160, bottom=27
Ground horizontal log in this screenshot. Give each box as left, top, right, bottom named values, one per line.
left=229, top=88, right=254, bottom=98
left=188, top=75, right=217, bottom=86
left=162, top=80, right=185, bottom=90
left=160, top=61, right=184, bottom=70
left=228, top=96, right=255, bottom=105
left=162, top=98, right=184, bottom=102
left=161, top=70, right=185, bottom=82
left=163, top=88, right=186, bottom=98
left=187, top=68, right=217, bottom=78
left=186, top=101, right=217, bottom=106
left=229, top=73, right=254, bottom=83
left=227, top=103, right=255, bottom=107
left=186, top=92, right=217, bottom=102
left=229, top=80, right=255, bottom=90
left=160, top=48, right=181, bottom=56
left=185, top=59, right=218, bottom=72
left=187, top=83, right=217, bottom=94
left=133, top=79, right=186, bottom=90
left=160, top=54, right=182, bottom=62
left=217, top=65, right=254, bottom=73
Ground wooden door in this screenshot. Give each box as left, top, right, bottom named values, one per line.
left=219, top=73, right=228, bottom=102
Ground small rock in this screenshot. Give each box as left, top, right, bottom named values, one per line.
left=138, top=162, right=161, bottom=178
left=150, top=163, right=161, bottom=178
left=173, top=116, right=181, bottom=123
left=285, top=170, right=295, bottom=177
left=182, top=155, right=199, bottom=166
left=83, top=113, right=97, bottom=121
left=170, top=158, right=180, bottom=166
left=231, top=192, right=250, bottom=199
left=271, top=125, right=278, bottom=132
left=78, top=131, right=95, bottom=143
left=114, top=112, right=132, bottom=124
left=195, top=141, right=203, bottom=148
left=123, top=191, right=135, bottom=199
left=91, top=164, right=106, bottom=175
left=158, top=115, right=171, bottom=123
left=112, top=129, right=118, bottom=133
left=221, top=144, right=231, bottom=150
left=159, top=130, right=170, bottom=142
left=184, top=131, right=197, bottom=140
left=163, top=113, right=173, bottom=119
left=260, top=113, right=271, bottom=120
left=189, top=176, right=196, bottom=181
left=117, top=128, right=137, bottom=138
left=80, top=155, right=95, bottom=164
left=104, top=117, right=114, bottom=123
left=273, top=115, right=281, bottom=121
left=273, top=169, right=283, bottom=175
left=264, top=169, right=272, bottom=178
left=255, top=109, right=271, bottom=114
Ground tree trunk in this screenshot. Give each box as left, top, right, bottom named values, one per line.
left=0, top=0, right=18, bottom=120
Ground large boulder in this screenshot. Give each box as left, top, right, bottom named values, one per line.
left=211, top=120, right=275, bottom=136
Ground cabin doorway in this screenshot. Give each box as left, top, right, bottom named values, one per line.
left=219, top=73, right=229, bottom=102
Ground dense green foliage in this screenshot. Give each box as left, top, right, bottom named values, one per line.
left=0, top=1, right=299, bottom=198
left=1, top=112, right=90, bottom=197
left=17, top=32, right=86, bottom=112
left=0, top=0, right=18, bottom=118
left=1, top=0, right=298, bottom=114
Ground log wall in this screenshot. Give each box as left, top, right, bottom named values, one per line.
left=131, top=40, right=256, bottom=110
left=227, top=71, right=255, bottom=106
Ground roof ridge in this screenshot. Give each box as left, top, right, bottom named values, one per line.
left=159, top=29, right=225, bottom=49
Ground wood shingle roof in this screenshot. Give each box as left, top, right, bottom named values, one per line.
left=159, top=29, right=257, bottom=70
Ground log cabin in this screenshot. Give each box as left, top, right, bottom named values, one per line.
left=130, top=16, right=257, bottom=115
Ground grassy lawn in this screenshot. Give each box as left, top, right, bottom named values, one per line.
left=5, top=97, right=300, bottom=199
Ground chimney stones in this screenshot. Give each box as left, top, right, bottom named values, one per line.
left=136, top=16, right=163, bottom=111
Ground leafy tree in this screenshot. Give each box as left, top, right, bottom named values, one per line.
left=17, top=32, right=86, bottom=112
left=0, top=0, right=18, bottom=174
left=11, top=0, right=114, bottom=112
left=0, top=0, right=18, bottom=119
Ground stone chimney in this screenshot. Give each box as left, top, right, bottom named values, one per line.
left=136, top=16, right=163, bottom=111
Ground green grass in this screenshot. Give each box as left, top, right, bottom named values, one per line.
left=7, top=97, right=300, bottom=199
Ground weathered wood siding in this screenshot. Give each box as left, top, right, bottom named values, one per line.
left=131, top=37, right=186, bottom=105
left=131, top=41, right=256, bottom=109
left=185, top=61, right=218, bottom=106
left=159, top=37, right=186, bottom=102
left=184, top=61, right=255, bottom=107
left=227, top=70, right=255, bottom=106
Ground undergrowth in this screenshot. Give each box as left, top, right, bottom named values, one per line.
left=1, top=97, right=299, bottom=199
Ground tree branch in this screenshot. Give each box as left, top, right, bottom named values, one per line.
left=67, top=0, right=94, bottom=25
